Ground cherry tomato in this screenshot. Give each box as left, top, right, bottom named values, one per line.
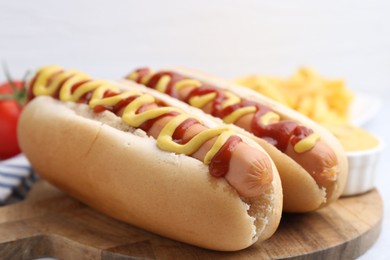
left=0, top=81, right=24, bottom=160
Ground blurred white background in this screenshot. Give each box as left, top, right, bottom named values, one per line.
left=1, top=0, right=389, bottom=259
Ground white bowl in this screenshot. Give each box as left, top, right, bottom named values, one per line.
left=342, top=139, right=384, bottom=196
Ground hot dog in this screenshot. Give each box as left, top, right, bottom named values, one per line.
left=123, top=67, right=348, bottom=212
left=17, top=65, right=283, bottom=251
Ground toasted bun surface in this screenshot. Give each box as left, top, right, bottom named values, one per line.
left=18, top=96, right=282, bottom=251
left=156, top=67, right=348, bottom=212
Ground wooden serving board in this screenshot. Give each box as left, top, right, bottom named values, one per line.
left=0, top=180, right=383, bottom=260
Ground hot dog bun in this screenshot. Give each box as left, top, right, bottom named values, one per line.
left=122, top=67, right=348, bottom=212
left=18, top=73, right=282, bottom=251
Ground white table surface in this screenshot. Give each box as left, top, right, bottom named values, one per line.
left=1, top=1, right=389, bottom=259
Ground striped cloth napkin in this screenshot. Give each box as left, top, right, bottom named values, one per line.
left=0, top=154, right=38, bottom=205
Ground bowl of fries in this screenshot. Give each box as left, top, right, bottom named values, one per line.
left=235, top=67, right=354, bottom=125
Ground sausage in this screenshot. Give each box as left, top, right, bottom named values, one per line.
left=150, top=112, right=274, bottom=197
left=126, top=68, right=338, bottom=189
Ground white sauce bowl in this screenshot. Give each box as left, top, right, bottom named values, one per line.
left=342, top=139, right=384, bottom=196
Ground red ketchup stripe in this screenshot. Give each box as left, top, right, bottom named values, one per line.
left=172, top=118, right=201, bottom=144
left=132, top=67, right=151, bottom=83
left=70, top=80, right=92, bottom=104
left=185, top=86, right=227, bottom=117
left=143, top=71, right=185, bottom=99
left=209, top=135, right=242, bottom=178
